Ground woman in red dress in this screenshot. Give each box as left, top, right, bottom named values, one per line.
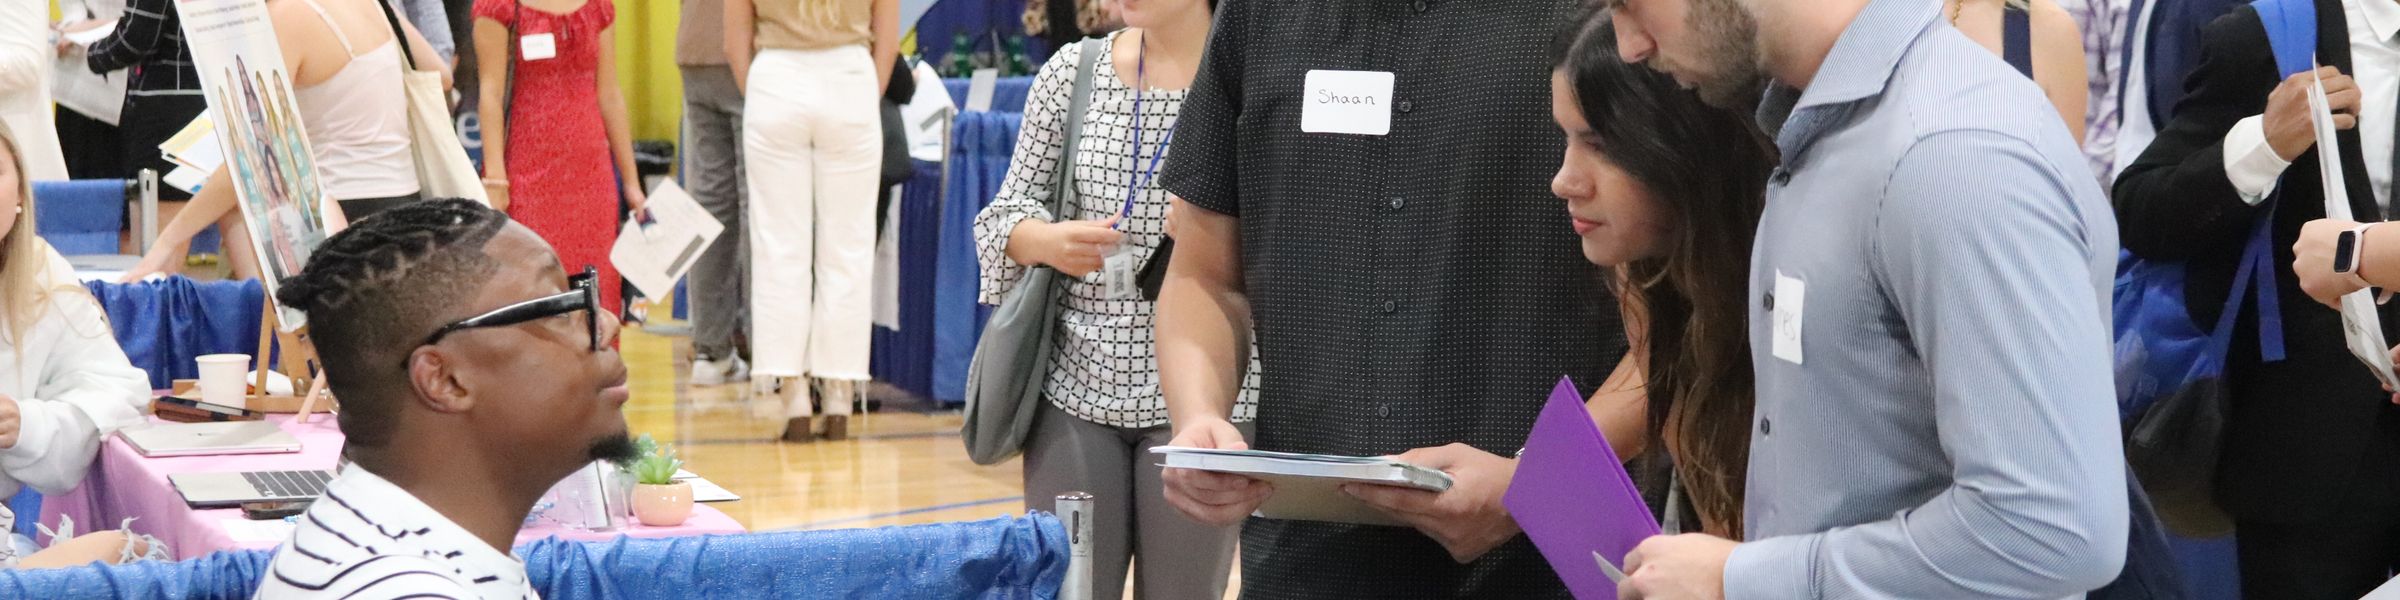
left=472, top=0, right=644, bottom=312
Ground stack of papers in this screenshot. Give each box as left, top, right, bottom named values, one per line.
left=157, top=117, right=223, bottom=194
left=1151, top=446, right=1450, bottom=527
left=670, top=469, right=742, bottom=503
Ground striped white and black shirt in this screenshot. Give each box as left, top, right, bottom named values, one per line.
left=253, top=468, right=538, bottom=600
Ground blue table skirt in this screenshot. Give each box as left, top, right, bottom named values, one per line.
left=83, top=277, right=269, bottom=390
left=873, top=160, right=946, bottom=400
left=1, top=513, right=1069, bottom=600
left=871, top=112, right=1020, bottom=406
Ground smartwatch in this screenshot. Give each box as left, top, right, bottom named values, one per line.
left=2335, top=223, right=2378, bottom=288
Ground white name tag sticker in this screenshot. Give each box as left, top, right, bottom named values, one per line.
left=1772, top=271, right=1806, bottom=365
left=521, top=33, right=558, bottom=61
left=1301, top=70, right=1394, bottom=136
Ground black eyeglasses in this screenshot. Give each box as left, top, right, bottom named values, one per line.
left=422, top=266, right=601, bottom=354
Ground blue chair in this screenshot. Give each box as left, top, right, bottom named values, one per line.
left=0, top=513, right=1076, bottom=600
left=31, top=178, right=141, bottom=257
left=31, top=171, right=222, bottom=264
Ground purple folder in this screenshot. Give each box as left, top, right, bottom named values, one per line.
left=1504, top=376, right=1660, bottom=600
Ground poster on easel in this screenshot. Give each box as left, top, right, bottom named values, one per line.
left=177, top=0, right=335, bottom=333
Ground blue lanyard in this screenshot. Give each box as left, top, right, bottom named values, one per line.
left=1114, top=35, right=1175, bottom=230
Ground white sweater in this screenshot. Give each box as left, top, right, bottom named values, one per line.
left=0, top=247, right=149, bottom=503
left=0, top=0, right=67, bottom=181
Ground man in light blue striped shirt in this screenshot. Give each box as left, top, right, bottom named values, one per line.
left=1604, top=0, right=2131, bottom=596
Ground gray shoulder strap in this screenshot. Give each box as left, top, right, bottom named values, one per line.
left=1045, top=37, right=1107, bottom=216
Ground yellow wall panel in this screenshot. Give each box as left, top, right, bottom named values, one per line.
left=615, top=0, right=683, bottom=143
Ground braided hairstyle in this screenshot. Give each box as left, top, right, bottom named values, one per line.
left=277, top=198, right=511, bottom=447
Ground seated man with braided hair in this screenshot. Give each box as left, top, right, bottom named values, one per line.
left=253, top=198, right=635, bottom=600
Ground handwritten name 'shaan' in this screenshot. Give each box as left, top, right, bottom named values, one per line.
left=1316, top=89, right=1378, bottom=106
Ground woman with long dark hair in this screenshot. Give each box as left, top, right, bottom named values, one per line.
left=1549, top=14, right=1774, bottom=538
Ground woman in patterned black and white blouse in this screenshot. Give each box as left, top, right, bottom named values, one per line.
left=969, top=0, right=1255, bottom=597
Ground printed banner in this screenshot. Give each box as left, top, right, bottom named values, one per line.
left=178, top=0, right=334, bottom=331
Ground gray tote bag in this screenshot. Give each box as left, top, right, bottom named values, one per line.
left=963, top=39, right=1105, bottom=465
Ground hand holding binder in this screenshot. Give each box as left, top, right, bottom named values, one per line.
left=1343, top=443, right=1526, bottom=564
left=1159, top=418, right=1274, bottom=527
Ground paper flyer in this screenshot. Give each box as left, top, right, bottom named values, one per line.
left=53, top=2, right=128, bottom=125
left=610, top=181, right=724, bottom=299
left=178, top=0, right=336, bottom=331
left=159, top=116, right=225, bottom=174
left=2307, top=79, right=2400, bottom=389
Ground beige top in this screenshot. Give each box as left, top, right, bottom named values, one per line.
left=676, top=0, right=726, bottom=66
left=755, top=0, right=872, bottom=51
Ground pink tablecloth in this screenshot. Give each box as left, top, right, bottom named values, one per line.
left=37, top=415, right=745, bottom=560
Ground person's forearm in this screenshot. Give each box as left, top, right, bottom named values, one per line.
left=723, top=0, right=756, bottom=92
left=602, top=88, right=636, bottom=193
left=2364, top=224, right=2400, bottom=289
left=1002, top=218, right=1053, bottom=267
left=1589, top=353, right=1649, bottom=460
left=1157, top=297, right=1248, bottom=430
left=0, top=400, right=98, bottom=494
left=473, top=20, right=511, bottom=179
left=158, top=169, right=238, bottom=244
left=1156, top=274, right=1249, bottom=432
left=478, top=93, right=507, bottom=178
left=871, top=0, right=899, bottom=93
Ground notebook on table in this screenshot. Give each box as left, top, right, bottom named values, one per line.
left=1504, top=377, right=1660, bottom=600
left=118, top=421, right=300, bottom=457
left=1152, top=446, right=1452, bottom=527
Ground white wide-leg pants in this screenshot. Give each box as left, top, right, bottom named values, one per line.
left=742, top=45, right=882, bottom=419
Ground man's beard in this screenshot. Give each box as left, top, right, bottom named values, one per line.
left=1687, top=0, right=1771, bottom=111
left=587, top=431, right=639, bottom=463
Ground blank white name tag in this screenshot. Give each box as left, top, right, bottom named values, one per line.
left=1772, top=271, right=1806, bottom=365
left=521, top=33, right=558, bottom=61
left=1301, top=70, right=1394, bottom=136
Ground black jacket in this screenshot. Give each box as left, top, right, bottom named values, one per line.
left=2114, top=0, right=2400, bottom=524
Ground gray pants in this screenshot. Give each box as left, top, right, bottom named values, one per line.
left=681, top=65, right=749, bottom=359
left=1023, top=402, right=1246, bottom=600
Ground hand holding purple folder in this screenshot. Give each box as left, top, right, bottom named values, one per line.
left=1503, top=376, right=1661, bottom=600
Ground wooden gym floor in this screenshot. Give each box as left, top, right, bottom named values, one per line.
left=621, top=321, right=1244, bottom=598
left=618, top=325, right=1030, bottom=532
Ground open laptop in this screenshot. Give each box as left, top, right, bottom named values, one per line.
left=118, top=421, right=302, bottom=457
left=171, top=470, right=335, bottom=508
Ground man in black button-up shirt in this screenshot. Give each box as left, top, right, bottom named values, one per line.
left=1153, top=0, right=1624, bottom=597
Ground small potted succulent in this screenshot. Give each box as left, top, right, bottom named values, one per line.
left=627, top=434, right=693, bottom=527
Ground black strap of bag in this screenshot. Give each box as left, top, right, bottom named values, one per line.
left=375, top=0, right=417, bottom=67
